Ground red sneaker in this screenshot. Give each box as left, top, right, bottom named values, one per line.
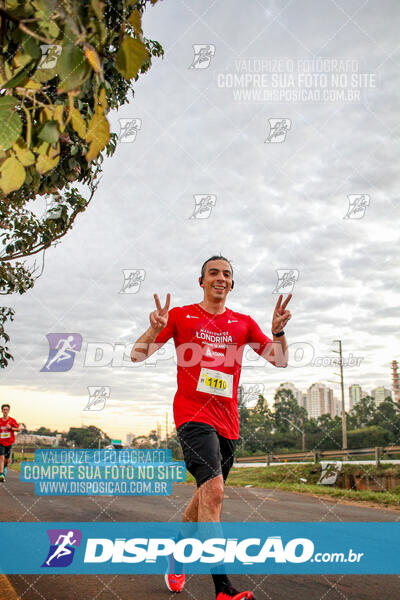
left=164, top=573, right=186, bottom=592
left=164, top=553, right=185, bottom=592
left=216, top=592, right=254, bottom=600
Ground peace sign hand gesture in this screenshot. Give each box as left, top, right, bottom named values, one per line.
left=272, top=293, right=292, bottom=334
left=150, top=293, right=171, bottom=333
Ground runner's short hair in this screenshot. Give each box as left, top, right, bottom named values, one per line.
left=200, top=255, right=234, bottom=281
left=1, top=404, right=10, bottom=410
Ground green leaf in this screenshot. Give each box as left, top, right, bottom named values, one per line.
left=38, top=120, right=60, bottom=143
left=38, top=19, right=60, bottom=39
left=3, top=65, right=31, bottom=89
left=0, top=110, right=22, bottom=150
left=115, top=36, right=149, bottom=79
left=56, top=42, right=91, bottom=93
left=23, top=36, right=41, bottom=61
left=0, top=97, right=19, bottom=110
left=0, top=156, right=26, bottom=194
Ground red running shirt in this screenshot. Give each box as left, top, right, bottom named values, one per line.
left=154, top=303, right=273, bottom=439
left=0, top=417, right=19, bottom=446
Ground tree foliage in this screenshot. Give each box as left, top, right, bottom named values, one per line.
left=236, top=390, right=400, bottom=456
left=0, top=0, right=163, bottom=367
left=66, top=425, right=111, bottom=448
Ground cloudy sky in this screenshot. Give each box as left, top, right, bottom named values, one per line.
left=1, top=0, right=399, bottom=441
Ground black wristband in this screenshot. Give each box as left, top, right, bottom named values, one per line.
left=272, top=330, right=285, bottom=337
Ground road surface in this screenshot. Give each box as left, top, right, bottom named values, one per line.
left=0, top=469, right=398, bottom=600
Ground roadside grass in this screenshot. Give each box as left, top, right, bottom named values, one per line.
left=185, top=465, right=400, bottom=509
left=9, top=451, right=34, bottom=472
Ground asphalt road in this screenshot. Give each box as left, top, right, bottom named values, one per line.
left=1, top=469, right=399, bottom=600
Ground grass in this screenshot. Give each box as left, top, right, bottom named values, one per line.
left=184, top=465, right=400, bottom=509
left=9, top=451, right=34, bottom=472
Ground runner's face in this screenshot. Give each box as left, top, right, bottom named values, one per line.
left=201, top=260, right=233, bottom=300
left=2, top=406, right=9, bottom=418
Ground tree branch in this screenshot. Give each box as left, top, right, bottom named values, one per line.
left=0, top=178, right=100, bottom=262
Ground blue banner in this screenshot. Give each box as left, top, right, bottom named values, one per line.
left=21, top=449, right=185, bottom=496
left=21, top=462, right=186, bottom=482
left=33, top=480, right=173, bottom=496
left=33, top=449, right=173, bottom=464
left=0, top=522, right=399, bottom=574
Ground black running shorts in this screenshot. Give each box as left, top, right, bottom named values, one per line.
left=177, top=421, right=238, bottom=488
left=0, top=444, right=12, bottom=459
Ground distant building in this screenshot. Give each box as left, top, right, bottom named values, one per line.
left=348, top=384, right=365, bottom=410
left=371, top=387, right=392, bottom=406
left=332, top=397, right=341, bottom=417
left=275, top=382, right=304, bottom=408
left=14, top=433, right=62, bottom=446
left=306, top=383, right=335, bottom=419
left=238, top=385, right=244, bottom=405
left=126, top=432, right=135, bottom=446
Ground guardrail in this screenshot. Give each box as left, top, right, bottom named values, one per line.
left=236, top=446, right=400, bottom=467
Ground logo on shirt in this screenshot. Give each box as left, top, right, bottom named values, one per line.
left=186, top=315, right=199, bottom=319
left=42, top=529, right=82, bottom=568
left=227, top=319, right=238, bottom=323
left=195, top=330, right=233, bottom=343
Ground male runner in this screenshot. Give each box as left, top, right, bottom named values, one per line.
left=0, top=404, right=20, bottom=482
left=131, top=256, right=292, bottom=600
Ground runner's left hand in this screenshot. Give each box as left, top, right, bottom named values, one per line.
left=271, top=293, right=292, bottom=334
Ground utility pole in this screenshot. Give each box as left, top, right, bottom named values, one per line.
left=333, top=339, right=347, bottom=450
left=165, top=411, right=169, bottom=449
left=301, top=413, right=306, bottom=452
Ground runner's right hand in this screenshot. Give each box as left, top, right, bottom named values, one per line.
left=150, top=293, right=171, bottom=332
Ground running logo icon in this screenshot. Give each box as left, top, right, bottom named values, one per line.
left=38, top=45, right=62, bottom=69
left=188, top=45, right=216, bottom=69
left=118, top=118, right=142, bottom=143
left=84, top=386, right=110, bottom=411
left=189, top=195, right=216, bottom=219
left=42, top=529, right=82, bottom=568
left=119, top=269, right=146, bottom=294
left=343, top=194, right=370, bottom=219
left=272, top=269, right=299, bottom=294
left=41, top=333, right=82, bottom=372
left=265, top=119, right=291, bottom=143
left=242, top=383, right=265, bottom=404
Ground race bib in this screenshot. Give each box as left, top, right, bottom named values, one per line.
left=196, top=368, right=233, bottom=398
left=0, top=431, right=11, bottom=439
